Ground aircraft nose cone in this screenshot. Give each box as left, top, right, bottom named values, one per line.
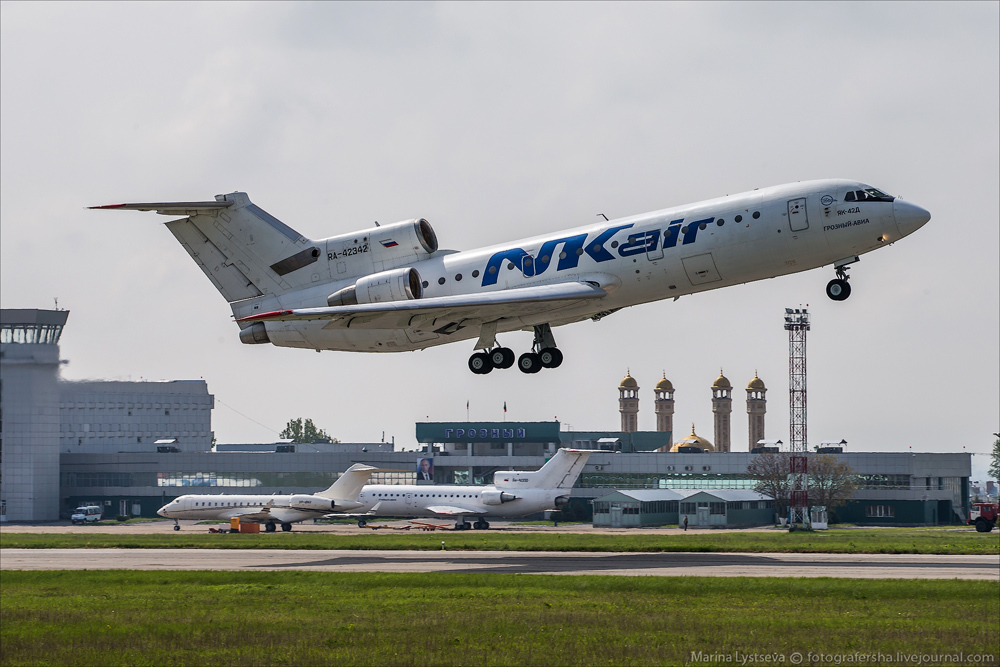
left=894, top=199, right=931, bottom=237
left=157, top=507, right=167, bottom=517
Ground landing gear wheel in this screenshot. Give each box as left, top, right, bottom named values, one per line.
left=358, top=519, right=368, bottom=528
left=468, top=352, right=494, bottom=374
left=265, top=522, right=276, bottom=533
left=826, top=279, right=851, bottom=301
left=539, top=347, right=563, bottom=369
left=518, top=352, right=542, bottom=374
left=473, top=519, right=487, bottom=530
left=173, top=524, right=180, bottom=531
left=490, top=347, right=515, bottom=369
left=281, top=523, right=292, bottom=532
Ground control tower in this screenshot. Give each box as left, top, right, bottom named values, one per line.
left=0, top=309, right=69, bottom=521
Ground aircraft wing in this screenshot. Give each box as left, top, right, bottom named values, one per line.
left=225, top=500, right=276, bottom=522
left=237, top=281, right=607, bottom=331
left=425, top=505, right=488, bottom=515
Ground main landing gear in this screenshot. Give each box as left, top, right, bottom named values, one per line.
left=468, top=324, right=563, bottom=375
left=826, top=259, right=856, bottom=301
left=261, top=522, right=292, bottom=532
left=453, top=518, right=491, bottom=530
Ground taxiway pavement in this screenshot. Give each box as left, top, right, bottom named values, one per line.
left=2, top=549, right=996, bottom=579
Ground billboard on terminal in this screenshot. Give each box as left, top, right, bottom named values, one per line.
left=416, top=421, right=561, bottom=443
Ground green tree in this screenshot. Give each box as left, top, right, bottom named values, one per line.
left=279, top=418, right=336, bottom=444
left=989, top=437, right=1000, bottom=481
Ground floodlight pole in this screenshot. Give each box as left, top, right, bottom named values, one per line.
left=783, top=307, right=810, bottom=526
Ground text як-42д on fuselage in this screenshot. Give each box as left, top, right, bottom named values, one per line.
left=91, top=179, right=930, bottom=374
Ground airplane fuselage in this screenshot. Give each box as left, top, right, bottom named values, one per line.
left=354, top=483, right=564, bottom=520
left=235, top=179, right=928, bottom=352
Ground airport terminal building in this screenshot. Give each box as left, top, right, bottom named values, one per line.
left=1, top=308, right=973, bottom=525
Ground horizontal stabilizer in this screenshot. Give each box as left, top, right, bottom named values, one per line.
left=89, top=201, right=233, bottom=215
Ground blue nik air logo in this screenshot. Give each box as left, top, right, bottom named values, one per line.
left=480, top=218, right=713, bottom=286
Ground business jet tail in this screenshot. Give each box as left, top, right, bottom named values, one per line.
left=317, top=463, right=379, bottom=501
left=494, top=448, right=594, bottom=490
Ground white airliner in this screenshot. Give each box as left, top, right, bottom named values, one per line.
left=350, top=448, right=593, bottom=530
left=156, top=463, right=377, bottom=532
left=92, top=179, right=930, bottom=374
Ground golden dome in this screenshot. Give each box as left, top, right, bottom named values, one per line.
left=712, top=369, right=731, bottom=389
left=668, top=424, right=715, bottom=452
left=655, top=373, right=673, bottom=392
left=747, top=372, right=766, bottom=390
left=619, top=370, right=638, bottom=389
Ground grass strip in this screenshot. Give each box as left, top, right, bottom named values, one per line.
left=2, top=527, right=997, bottom=554
left=2, top=571, right=996, bottom=667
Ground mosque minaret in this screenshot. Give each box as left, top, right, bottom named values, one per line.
left=653, top=373, right=675, bottom=434
left=711, top=370, right=733, bottom=453
left=746, top=372, right=767, bottom=450
left=618, top=370, right=639, bottom=433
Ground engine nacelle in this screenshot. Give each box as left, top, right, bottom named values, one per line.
left=238, top=322, right=271, bottom=345
left=328, top=267, right=423, bottom=306
left=554, top=495, right=571, bottom=507
left=481, top=489, right=518, bottom=506
left=288, top=495, right=336, bottom=511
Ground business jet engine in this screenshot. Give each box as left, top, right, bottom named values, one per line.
left=481, top=489, right=518, bottom=506
left=288, top=495, right=337, bottom=511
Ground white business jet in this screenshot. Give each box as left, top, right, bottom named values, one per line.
left=156, top=462, right=377, bottom=532
left=92, top=180, right=930, bottom=374
left=351, top=448, right=593, bottom=530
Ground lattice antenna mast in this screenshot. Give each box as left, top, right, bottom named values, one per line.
left=783, top=307, right=810, bottom=525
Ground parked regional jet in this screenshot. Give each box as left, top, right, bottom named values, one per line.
left=156, top=463, right=377, bottom=532
left=350, top=448, right=593, bottom=530
left=92, top=180, right=930, bottom=374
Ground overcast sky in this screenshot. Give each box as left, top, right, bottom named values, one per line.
left=2, top=2, right=998, bottom=480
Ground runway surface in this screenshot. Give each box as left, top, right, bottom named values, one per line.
left=2, top=549, right=996, bottom=579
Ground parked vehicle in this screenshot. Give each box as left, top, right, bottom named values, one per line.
left=967, top=502, right=998, bottom=532
left=71, top=506, right=103, bottom=525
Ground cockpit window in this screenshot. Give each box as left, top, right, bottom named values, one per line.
left=844, top=188, right=894, bottom=203
left=863, top=188, right=894, bottom=202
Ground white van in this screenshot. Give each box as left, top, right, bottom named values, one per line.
left=71, top=506, right=103, bottom=524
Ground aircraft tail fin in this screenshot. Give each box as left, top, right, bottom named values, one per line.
left=494, top=448, right=594, bottom=490
left=317, top=463, right=379, bottom=501
left=91, top=193, right=321, bottom=303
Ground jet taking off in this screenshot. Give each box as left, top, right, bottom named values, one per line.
left=156, top=463, right=377, bottom=532
left=352, top=448, right=594, bottom=530
left=92, top=180, right=930, bottom=374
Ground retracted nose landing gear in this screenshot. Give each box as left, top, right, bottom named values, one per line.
left=826, top=257, right=858, bottom=301
left=467, top=324, right=562, bottom=375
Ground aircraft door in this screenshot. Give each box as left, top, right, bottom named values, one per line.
left=645, top=229, right=664, bottom=261
left=788, top=198, right=809, bottom=231
left=681, top=253, right=722, bottom=285
left=326, top=239, right=347, bottom=276
left=404, top=493, right=414, bottom=509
